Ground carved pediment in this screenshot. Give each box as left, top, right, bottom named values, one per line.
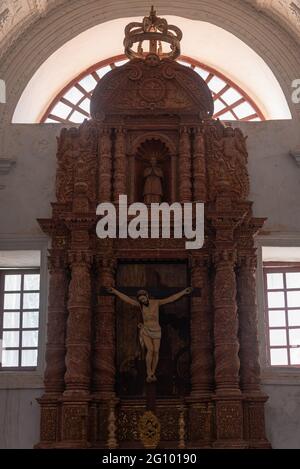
left=91, top=56, right=214, bottom=120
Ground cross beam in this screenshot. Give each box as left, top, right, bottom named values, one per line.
left=100, top=286, right=201, bottom=297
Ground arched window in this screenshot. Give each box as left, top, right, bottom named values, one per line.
left=42, top=55, right=264, bottom=124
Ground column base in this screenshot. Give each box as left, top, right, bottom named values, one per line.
left=243, top=391, right=271, bottom=449
left=213, top=394, right=244, bottom=445
left=212, top=439, right=248, bottom=449
left=35, top=394, right=61, bottom=447
left=186, top=396, right=214, bottom=447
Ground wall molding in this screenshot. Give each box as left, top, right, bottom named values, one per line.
left=290, top=148, right=300, bottom=166
left=0, top=157, right=16, bottom=175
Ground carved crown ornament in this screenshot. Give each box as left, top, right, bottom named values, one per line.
left=124, top=6, right=182, bottom=61
left=90, top=9, right=214, bottom=120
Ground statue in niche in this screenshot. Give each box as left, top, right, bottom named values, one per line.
left=107, top=287, right=193, bottom=382
left=143, top=157, right=164, bottom=204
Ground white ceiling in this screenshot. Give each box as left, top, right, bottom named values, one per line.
left=0, top=0, right=300, bottom=57
left=12, top=16, right=291, bottom=123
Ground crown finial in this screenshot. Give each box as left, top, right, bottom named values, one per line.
left=124, top=7, right=182, bottom=61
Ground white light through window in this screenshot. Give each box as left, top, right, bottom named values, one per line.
left=264, top=266, right=300, bottom=367
left=1, top=270, right=40, bottom=369
left=42, top=55, right=264, bottom=124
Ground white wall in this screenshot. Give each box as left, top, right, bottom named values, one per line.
left=0, top=120, right=300, bottom=448
left=0, top=124, right=58, bottom=235
left=239, top=120, right=300, bottom=232
left=1, top=120, right=300, bottom=234
left=263, top=384, right=300, bottom=449
left=12, top=16, right=291, bottom=123
left=0, top=389, right=42, bottom=449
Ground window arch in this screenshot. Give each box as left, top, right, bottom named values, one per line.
left=42, top=55, right=265, bottom=124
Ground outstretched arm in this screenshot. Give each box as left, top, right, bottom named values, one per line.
left=107, top=287, right=139, bottom=307
left=159, top=287, right=193, bottom=305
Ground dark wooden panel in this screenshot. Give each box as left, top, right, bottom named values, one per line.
left=115, top=261, right=190, bottom=398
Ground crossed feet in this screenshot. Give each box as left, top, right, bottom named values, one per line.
left=146, top=374, right=157, bottom=383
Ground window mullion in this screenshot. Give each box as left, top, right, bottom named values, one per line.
left=19, top=273, right=24, bottom=368
left=0, top=272, right=4, bottom=341
left=283, top=272, right=291, bottom=365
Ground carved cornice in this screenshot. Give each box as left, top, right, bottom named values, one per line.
left=290, top=148, right=300, bottom=166
left=0, top=156, right=16, bottom=191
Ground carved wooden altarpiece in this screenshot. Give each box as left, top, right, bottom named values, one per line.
left=36, top=9, right=270, bottom=449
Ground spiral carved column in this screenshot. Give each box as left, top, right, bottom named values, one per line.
left=179, top=126, right=192, bottom=202
left=60, top=242, right=93, bottom=447
left=190, top=254, right=214, bottom=396
left=113, top=127, right=127, bottom=201
left=187, top=254, right=214, bottom=447
left=64, top=250, right=93, bottom=394
left=44, top=250, right=68, bottom=394
left=36, top=246, right=68, bottom=447
left=237, top=223, right=270, bottom=448
left=91, top=250, right=117, bottom=446
left=213, top=247, right=240, bottom=395
left=238, top=254, right=261, bottom=393
left=93, top=251, right=116, bottom=398
left=192, top=127, right=206, bottom=202
left=212, top=229, right=245, bottom=447
left=98, top=127, right=112, bottom=202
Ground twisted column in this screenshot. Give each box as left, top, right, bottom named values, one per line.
left=190, top=255, right=214, bottom=397
left=44, top=249, right=68, bottom=394
left=213, top=247, right=240, bottom=395
left=98, top=127, right=112, bottom=202
left=235, top=221, right=270, bottom=448
left=237, top=254, right=261, bottom=393
left=113, top=127, right=127, bottom=201
left=179, top=126, right=192, bottom=202
left=93, top=252, right=116, bottom=398
left=192, top=127, right=206, bottom=202
left=64, top=247, right=93, bottom=394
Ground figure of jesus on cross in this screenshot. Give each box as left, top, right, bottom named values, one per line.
left=107, top=286, right=193, bottom=383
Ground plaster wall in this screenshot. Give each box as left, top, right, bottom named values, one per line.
left=1, top=120, right=300, bottom=235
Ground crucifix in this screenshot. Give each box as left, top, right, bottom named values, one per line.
left=103, top=286, right=199, bottom=383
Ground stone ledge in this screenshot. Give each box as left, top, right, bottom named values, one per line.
left=0, top=157, right=16, bottom=175
left=290, top=148, right=300, bottom=166
left=0, top=371, right=44, bottom=389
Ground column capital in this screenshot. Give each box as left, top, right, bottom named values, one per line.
left=68, top=250, right=93, bottom=267
left=95, top=252, right=116, bottom=271
left=213, top=248, right=237, bottom=266
left=115, top=126, right=126, bottom=134
left=188, top=252, right=211, bottom=271
left=99, top=125, right=112, bottom=136
left=179, top=125, right=191, bottom=134
left=48, top=249, right=68, bottom=272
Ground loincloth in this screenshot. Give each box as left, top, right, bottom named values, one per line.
left=138, top=323, right=161, bottom=349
